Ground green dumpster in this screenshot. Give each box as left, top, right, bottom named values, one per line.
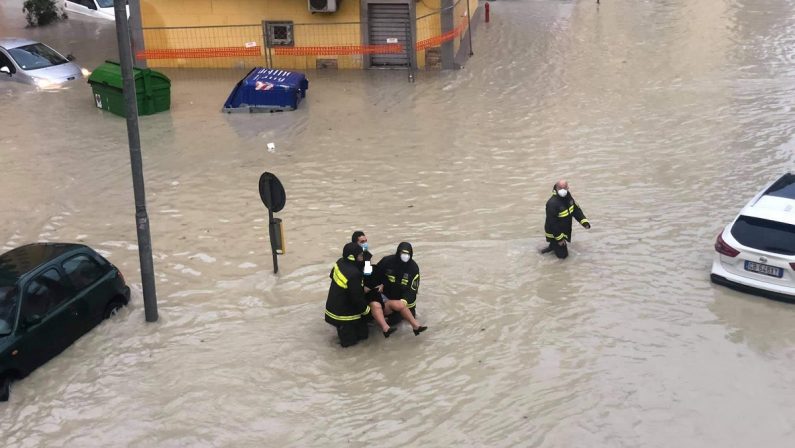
left=87, top=61, right=171, bottom=117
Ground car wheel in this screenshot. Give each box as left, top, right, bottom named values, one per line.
left=103, top=298, right=126, bottom=319
left=0, top=375, right=10, bottom=402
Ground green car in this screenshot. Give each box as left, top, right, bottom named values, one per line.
left=0, top=243, right=130, bottom=402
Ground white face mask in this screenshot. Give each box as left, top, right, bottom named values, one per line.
left=557, top=188, right=568, bottom=198
left=400, top=253, right=410, bottom=263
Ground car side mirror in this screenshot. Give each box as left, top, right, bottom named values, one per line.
left=0, top=66, right=10, bottom=75
left=66, top=54, right=75, bottom=62
left=23, top=314, right=42, bottom=329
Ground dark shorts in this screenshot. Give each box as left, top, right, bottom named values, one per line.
left=365, top=289, right=383, bottom=304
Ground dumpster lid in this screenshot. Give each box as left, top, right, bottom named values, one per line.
left=87, top=60, right=170, bottom=90
left=241, top=68, right=306, bottom=91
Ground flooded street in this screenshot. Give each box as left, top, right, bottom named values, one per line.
left=2, top=0, right=795, bottom=446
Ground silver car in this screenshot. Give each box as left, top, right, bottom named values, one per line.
left=0, top=38, right=88, bottom=88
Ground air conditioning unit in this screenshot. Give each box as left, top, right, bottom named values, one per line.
left=309, top=0, right=337, bottom=13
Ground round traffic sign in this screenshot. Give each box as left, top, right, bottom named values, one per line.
left=258, top=172, right=286, bottom=212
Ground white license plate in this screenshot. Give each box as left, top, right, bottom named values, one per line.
left=744, top=261, right=783, bottom=278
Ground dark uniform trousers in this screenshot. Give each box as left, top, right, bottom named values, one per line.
left=546, top=241, right=569, bottom=259
left=337, top=320, right=369, bottom=347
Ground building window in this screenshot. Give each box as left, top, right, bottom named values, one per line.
left=266, top=22, right=294, bottom=47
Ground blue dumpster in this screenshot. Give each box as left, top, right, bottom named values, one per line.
left=223, top=68, right=309, bottom=113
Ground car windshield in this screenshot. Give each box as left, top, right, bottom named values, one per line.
left=731, top=215, right=795, bottom=255
left=0, top=286, right=19, bottom=336
left=8, top=43, right=68, bottom=71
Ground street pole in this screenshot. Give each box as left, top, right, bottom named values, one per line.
left=115, top=0, right=158, bottom=322
left=466, top=0, right=474, bottom=56
left=263, top=181, right=279, bottom=274
left=405, top=19, right=415, bottom=83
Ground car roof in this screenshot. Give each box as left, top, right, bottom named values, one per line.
left=0, top=243, right=87, bottom=286
left=742, top=173, right=795, bottom=226
left=0, top=37, right=39, bottom=50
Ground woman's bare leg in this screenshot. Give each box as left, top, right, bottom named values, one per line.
left=369, top=301, right=390, bottom=332
left=385, top=300, right=422, bottom=330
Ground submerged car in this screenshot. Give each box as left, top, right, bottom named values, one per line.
left=0, top=38, right=88, bottom=88
left=64, top=0, right=129, bottom=21
left=0, top=243, right=130, bottom=402
left=711, top=173, right=795, bottom=301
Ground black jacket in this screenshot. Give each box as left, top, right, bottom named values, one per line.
left=362, top=250, right=382, bottom=301
left=324, top=257, right=369, bottom=326
left=376, top=243, right=420, bottom=309
left=362, top=250, right=380, bottom=287
left=545, top=192, right=588, bottom=243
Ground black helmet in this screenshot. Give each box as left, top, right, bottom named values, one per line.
left=343, top=242, right=363, bottom=262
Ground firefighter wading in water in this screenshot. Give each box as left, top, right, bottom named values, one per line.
left=541, top=179, right=591, bottom=259
left=325, top=242, right=371, bottom=347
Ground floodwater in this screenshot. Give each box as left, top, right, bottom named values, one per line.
left=2, top=0, right=795, bottom=446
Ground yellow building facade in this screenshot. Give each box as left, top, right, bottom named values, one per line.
left=134, top=0, right=478, bottom=70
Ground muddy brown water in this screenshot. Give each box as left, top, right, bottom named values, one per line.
left=1, top=1, right=795, bottom=446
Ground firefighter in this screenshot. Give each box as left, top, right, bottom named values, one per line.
left=351, top=230, right=397, bottom=338
left=375, top=242, right=427, bottom=336
left=541, top=179, right=591, bottom=259
left=325, top=242, right=371, bottom=347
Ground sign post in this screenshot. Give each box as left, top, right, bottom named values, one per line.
left=115, top=0, right=158, bottom=322
left=258, top=172, right=286, bottom=273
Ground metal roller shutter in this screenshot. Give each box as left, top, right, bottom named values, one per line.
left=368, top=3, right=411, bottom=68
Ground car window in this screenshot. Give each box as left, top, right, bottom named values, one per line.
left=731, top=215, right=795, bottom=255
left=97, top=0, right=126, bottom=7
left=7, top=44, right=68, bottom=71
left=765, top=174, right=795, bottom=200
left=63, top=254, right=106, bottom=290
left=0, top=286, right=19, bottom=335
left=0, top=51, right=15, bottom=74
left=21, top=268, right=68, bottom=320
left=67, top=0, right=94, bottom=8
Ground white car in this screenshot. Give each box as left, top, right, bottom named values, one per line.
left=64, top=0, right=129, bottom=21
left=711, top=173, right=795, bottom=300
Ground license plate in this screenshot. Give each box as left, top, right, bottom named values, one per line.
left=744, top=261, right=783, bottom=278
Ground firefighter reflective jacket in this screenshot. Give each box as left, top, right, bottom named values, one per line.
left=324, top=256, right=370, bottom=326
left=545, top=192, right=589, bottom=243
left=376, top=243, right=420, bottom=310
